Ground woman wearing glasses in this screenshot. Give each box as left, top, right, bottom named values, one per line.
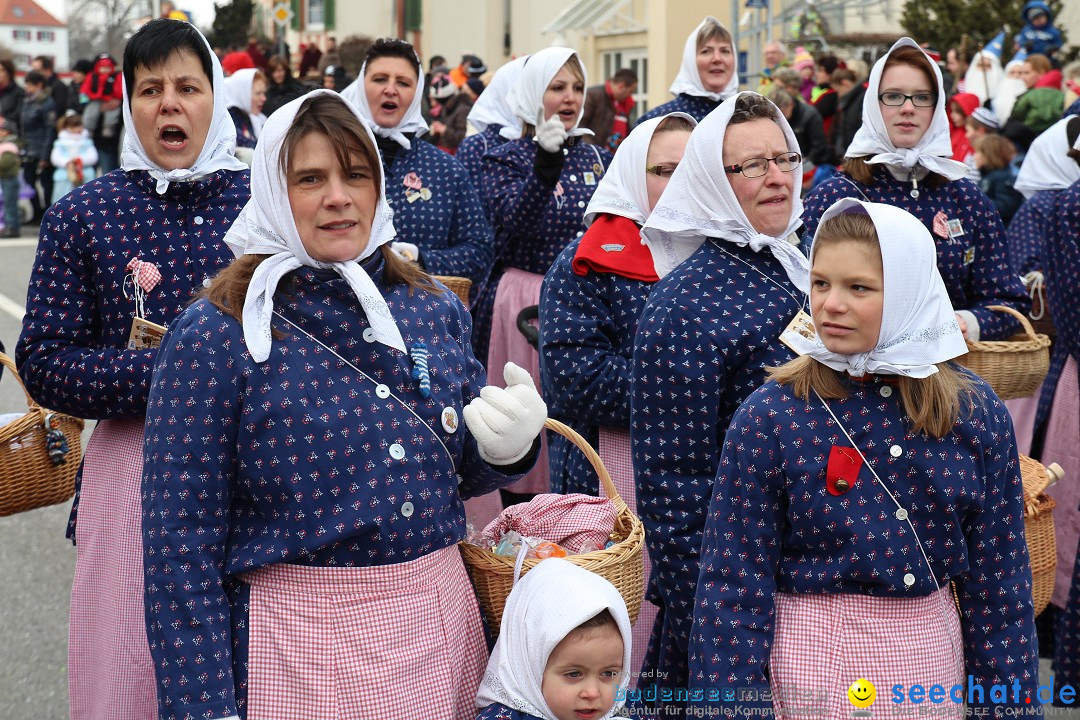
left=803, top=38, right=1028, bottom=341
left=629, top=92, right=808, bottom=712
left=537, top=112, right=695, bottom=683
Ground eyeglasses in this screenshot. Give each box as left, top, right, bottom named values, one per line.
left=645, top=164, right=678, bottom=177
left=723, top=152, right=802, bottom=179
left=879, top=91, right=936, bottom=108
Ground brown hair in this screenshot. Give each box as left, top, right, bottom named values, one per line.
left=565, top=608, right=621, bottom=643
left=729, top=91, right=782, bottom=125
left=205, top=94, right=440, bottom=321
left=768, top=210, right=973, bottom=438
left=521, top=56, right=585, bottom=138
left=844, top=45, right=947, bottom=188
left=266, top=55, right=292, bottom=80
left=696, top=18, right=732, bottom=51
left=57, top=111, right=83, bottom=132
left=654, top=114, right=696, bottom=134
left=973, top=133, right=1015, bottom=170
left=251, top=68, right=268, bottom=87
left=1026, top=54, right=1052, bottom=77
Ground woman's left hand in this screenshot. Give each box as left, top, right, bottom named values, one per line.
left=464, top=362, right=547, bottom=466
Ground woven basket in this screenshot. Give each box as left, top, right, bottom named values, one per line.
left=0, top=352, right=84, bottom=517
left=957, top=305, right=1051, bottom=400
left=459, top=418, right=645, bottom=641
left=433, top=275, right=472, bottom=306
left=1019, top=454, right=1057, bottom=616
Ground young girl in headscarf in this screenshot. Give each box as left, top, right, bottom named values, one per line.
left=456, top=55, right=529, bottom=191
left=631, top=91, right=807, bottom=713
left=538, top=112, right=696, bottom=683
left=16, top=19, right=250, bottom=719
left=690, top=198, right=1039, bottom=718
left=472, top=46, right=613, bottom=506
left=341, top=38, right=494, bottom=303
left=803, top=37, right=1029, bottom=343
left=475, top=558, right=633, bottom=720
left=636, top=17, right=739, bottom=125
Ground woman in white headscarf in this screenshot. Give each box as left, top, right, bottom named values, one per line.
left=223, top=66, right=268, bottom=160
left=803, top=37, right=1029, bottom=343
left=690, top=198, right=1039, bottom=718
left=475, top=558, right=633, bottom=720
left=636, top=16, right=740, bottom=125
left=629, top=91, right=807, bottom=713
left=14, top=18, right=250, bottom=719
left=340, top=37, right=494, bottom=303
left=471, top=46, right=613, bottom=509
left=538, top=111, right=695, bottom=684
left=456, top=54, right=529, bottom=190
left=142, top=90, right=545, bottom=720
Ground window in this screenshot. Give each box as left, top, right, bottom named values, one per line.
left=37, top=31, right=55, bottom=42
left=12, top=29, right=31, bottom=41
left=307, top=0, right=323, bottom=26
left=603, top=48, right=648, bottom=122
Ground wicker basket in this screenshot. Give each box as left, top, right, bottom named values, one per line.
left=459, top=418, right=645, bottom=641
left=433, top=275, right=472, bottom=306
left=1019, top=454, right=1057, bottom=616
left=0, top=352, right=84, bottom=517
left=957, top=305, right=1051, bottom=400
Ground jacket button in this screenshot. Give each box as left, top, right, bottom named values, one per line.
left=389, top=443, right=405, bottom=459
left=376, top=384, right=390, bottom=398
left=401, top=501, right=414, bottom=517
left=903, top=573, right=916, bottom=587
left=193, top=216, right=204, bottom=225
left=890, top=444, right=902, bottom=458
left=879, top=386, right=893, bottom=398
left=363, top=328, right=376, bottom=342
left=895, top=508, right=908, bottom=521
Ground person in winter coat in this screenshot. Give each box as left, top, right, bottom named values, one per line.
left=580, top=68, right=638, bottom=150
left=431, top=77, right=482, bottom=152
left=80, top=54, right=123, bottom=141
left=948, top=91, right=980, bottom=164
left=20, top=71, right=57, bottom=222
left=340, top=38, right=494, bottom=303
left=973, top=133, right=1023, bottom=223
left=803, top=38, right=1030, bottom=343
left=263, top=55, right=309, bottom=117
left=0, top=59, right=25, bottom=130
left=49, top=111, right=98, bottom=203
left=0, top=117, right=22, bottom=237
left=636, top=17, right=738, bottom=125
left=1014, top=1, right=1063, bottom=61
left=768, top=85, right=829, bottom=167
left=15, top=19, right=250, bottom=719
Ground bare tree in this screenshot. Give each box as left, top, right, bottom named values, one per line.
left=68, top=0, right=154, bottom=62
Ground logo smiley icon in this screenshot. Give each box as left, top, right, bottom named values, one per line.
left=848, top=678, right=876, bottom=712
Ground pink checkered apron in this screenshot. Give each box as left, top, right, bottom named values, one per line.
left=1005, top=390, right=1041, bottom=456
left=68, top=418, right=158, bottom=720
left=599, top=426, right=655, bottom=690
left=1044, top=356, right=1080, bottom=609
left=241, top=544, right=487, bottom=720
left=769, top=586, right=964, bottom=718
left=486, top=267, right=549, bottom=495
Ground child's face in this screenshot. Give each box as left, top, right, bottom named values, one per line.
left=542, top=624, right=624, bottom=720
left=810, top=239, right=884, bottom=355
left=949, top=105, right=965, bottom=128
left=974, top=149, right=985, bottom=168
left=1032, top=13, right=1048, bottom=28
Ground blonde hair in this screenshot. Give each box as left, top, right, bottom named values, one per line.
left=696, top=18, right=732, bottom=51
left=522, top=56, right=585, bottom=138
left=973, top=133, right=1015, bottom=170
left=768, top=210, right=972, bottom=438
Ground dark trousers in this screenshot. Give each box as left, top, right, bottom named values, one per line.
left=22, top=157, right=42, bottom=222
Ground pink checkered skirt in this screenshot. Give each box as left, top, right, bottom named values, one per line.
left=599, top=426, right=656, bottom=689
left=1044, top=356, right=1080, bottom=609
left=241, top=544, right=487, bottom=720
left=769, top=586, right=964, bottom=719
left=68, top=418, right=158, bottom=720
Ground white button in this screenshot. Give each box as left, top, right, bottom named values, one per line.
left=577, top=201, right=586, bottom=208
left=363, top=328, right=376, bottom=343
left=576, top=231, right=583, bottom=237
left=376, top=384, right=390, bottom=399
left=193, top=216, right=204, bottom=225
left=441, top=407, right=459, bottom=434
left=389, top=443, right=405, bottom=459
left=202, top=277, right=212, bottom=288
left=879, top=386, right=893, bottom=398
left=562, top=149, right=568, bottom=156
left=895, top=508, right=908, bottom=521
left=890, top=444, right=902, bottom=458
left=903, top=573, right=916, bottom=587
left=401, top=501, right=414, bottom=517
left=569, top=174, right=577, bottom=182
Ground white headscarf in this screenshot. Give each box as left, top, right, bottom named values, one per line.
left=121, top=21, right=248, bottom=194
left=223, top=67, right=267, bottom=138
left=1014, top=116, right=1080, bottom=198
left=642, top=91, right=807, bottom=287
left=475, top=559, right=633, bottom=719
left=964, top=51, right=1004, bottom=105
left=501, top=47, right=592, bottom=141
left=222, top=89, right=405, bottom=364
left=668, top=16, right=740, bottom=102
left=340, top=50, right=429, bottom=150
left=846, top=37, right=969, bottom=181
left=584, top=112, right=696, bottom=226
left=468, top=55, right=529, bottom=134
left=994, top=61, right=1028, bottom=122
left=782, top=198, right=967, bottom=378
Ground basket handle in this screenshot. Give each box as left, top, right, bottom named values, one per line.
left=0, top=351, right=38, bottom=410
left=986, top=304, right=1039, bottom=341
left=542, top=417, right=625, bottom=515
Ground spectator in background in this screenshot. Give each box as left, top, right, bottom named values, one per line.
left=829, top=67, right=865, bottom=161
left=581, top=67, right=638, bottom=150
left=32, top=56, right=69, bottom=115
left=772, top=67, right=803, bottom=100
left=965, top=106, right=1000, bottom=150
left=322, top=64, right=349, bottom=91
left=299, top=35, right=322, bottom=77
left=791, top=46, right=815, bottom=102
left=1014, top=1, right=1063, bottom=61
left=422, top=54, right=449, bottom=123
left=768, top=85, right=828, bottom=169
left=49, top=111, right=97, bottom=204
left=221, top=49, right=255, bottom=76
left=68, top=59, right=93, bottom=115
left=80, top=54, right=123, bottom=173
left=432, top=77, right=483, bottom=153
left=1062, top=60, right=1080, bottom=116
left=1006, top=53, right=1064, bottom=143
left=964, top=50, right=1003, bottom=107
left=0, top=59, right=25, bottom=131
left=20, top=70, right=57, bottom=223
left=946, top=47, right=971, bottom=95
left=317, top=36, right=340, bottom=74
left=263, top=55, right=308, bottom=116
left=757, top=41, right=787, bottom=92
left=948, top=92, right=980, bottom=165
left=245, top=34, right=266, bottom=70
left=0, top=117, right=22, bottom=237
left=974, top=133, right=1023, bottom=223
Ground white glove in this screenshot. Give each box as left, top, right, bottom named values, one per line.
left=535, top=110, right=568, bottom=153
left=464, top=362, right=547, bottom=466
left=390, top=241, right=420, bottom=263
